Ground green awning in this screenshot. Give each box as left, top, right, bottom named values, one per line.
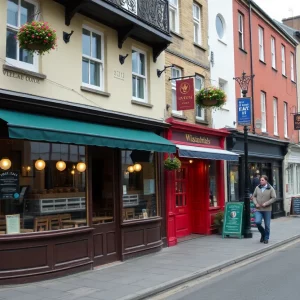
left=0, top=109, right=176, bottom=153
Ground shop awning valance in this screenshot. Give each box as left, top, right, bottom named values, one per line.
left=0, top=109, right=176, bottom=153
left=177, top=144, right=239, bottom=161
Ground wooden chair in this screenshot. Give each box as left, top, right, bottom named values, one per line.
left=125, top=208, right=135, bottom=220
left=48, top=215, right=60, bottom=230
left=0, top=219, right=6, bottom=232
left=34, top=217, right=49, bottom=232
left=59, top=214, right=74, bottom=229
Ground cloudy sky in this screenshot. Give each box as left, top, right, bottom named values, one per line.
left=254, top=0, right=300, bottom=22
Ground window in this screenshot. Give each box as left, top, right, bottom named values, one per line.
left=297, top=165, right=300, bottom=194
left=273, top=98, right=278, bottom=135
left=291, top=52, right=295, bottom=81
left=238, top=13, right=244, bottom=49
left=195, top=75, right=204, bottom=120
left=6, top=0, right=38, bottom=71
left=261, top=91, right=266, bottom=132
left=258, top=26, right=264, bottom=61
left=287, top=164, right=293, bottom=194
left=216, top=14, right=225, bottom=39
left=271, top=37, right=276, bottom=68
left=193, top=3, right=201, bottom=44
left=229, top=163, right=239, bottom=202
left=171, top=67, right=182, bottom=114
left=175, top=168, right=187, bottom=207
left=82, top=27, right=104, bottom=90
left=284, top=102, right=288, bottom=137
left=281, top=45, right=286, bottom=76
left=0, top=140, right=87, bottom=235
left=169, top=0, right=179, bottom=33
left=209, top=161, right=218, bottom=207
left=122, top=150, right=158, bottom=221
left=132, top=48, right=147, bottom=102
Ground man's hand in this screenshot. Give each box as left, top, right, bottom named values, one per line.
left=256, top=204, right=260, bottom=208
left=262, top=203, right=266, bottom=207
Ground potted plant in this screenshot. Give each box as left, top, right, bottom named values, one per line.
left=164, top=156, right=181, bottom=171
left=196, top=86, right=226, bottom=109
left=17, top=21, right=57, bottom=55
left=213, top=211, right=224, bottom=235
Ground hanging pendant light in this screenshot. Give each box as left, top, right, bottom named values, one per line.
left=71, top=169, right=75, bottom=175
left=35, top=159, right=46, bottom=171
left=0, top=158, right=11, bottom=170
left=127, top=165, right=134, bottom=173
left=133, top=163, right=142, bottom=172
left=56, top=160, right=66, bottom=172
left=76, top=162, right=86, bottom=172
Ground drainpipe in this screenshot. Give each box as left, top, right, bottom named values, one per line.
left=249, top=0, right=255, bottom=134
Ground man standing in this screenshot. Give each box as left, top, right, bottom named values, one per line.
left=252, top=175, right=276, bottom=244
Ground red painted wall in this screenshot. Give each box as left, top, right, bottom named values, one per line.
left=233, top=0, right=298, bottom=143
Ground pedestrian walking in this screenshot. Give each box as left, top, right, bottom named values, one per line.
left=252, top=175, right=276, bottom=244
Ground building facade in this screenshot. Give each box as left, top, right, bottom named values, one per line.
left=0, top=0, right=175, bottom=283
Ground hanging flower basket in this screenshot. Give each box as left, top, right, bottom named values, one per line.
left=196, top=86, right=226, bottom=109
left=17, top=21, right=57, bottom=55
left=164, top=156, right=181, bottom=171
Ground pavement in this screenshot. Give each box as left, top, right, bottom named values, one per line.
left=1, top=217, right=300, bottom=300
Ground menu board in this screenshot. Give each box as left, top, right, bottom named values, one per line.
left=6, top=214, right=20, bottom=234
left=222, top=202, right=244, bottom=239
left=291, top=197, right=300, bottom=215
left=0, top=171, right=20, bottom=199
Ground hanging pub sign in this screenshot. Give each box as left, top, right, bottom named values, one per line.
left=294, top=114, right=300, bottom=130
left=176, top=78, right=195, bottom=111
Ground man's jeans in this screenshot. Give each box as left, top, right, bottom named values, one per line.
left=255, top=211, right=272, bottom=240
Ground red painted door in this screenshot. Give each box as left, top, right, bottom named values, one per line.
left=175, top=167, right=190, bottom=238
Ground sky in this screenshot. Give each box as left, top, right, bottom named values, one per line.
left=254, top=0, right=300, bottom=22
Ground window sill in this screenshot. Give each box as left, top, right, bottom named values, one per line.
left=131, top=100, right=153, bottom=108
left=193, top=43, right=207, bottom=52
left=273, top=134, right=279, bottom=137
left=172, top=113, right=187, bottom=120
left=291, top=80, right=296, bottom=84
left=195, top=118, right=208, bottom=125
left=261, top=131, right=269, bottom=136
left=171, top=30, right=184, bottom=40
left=284, top=136, right=289, bottom=140
left=121, top=216, right=162, bottom=227
left=272, top=67, right=278, bottom=72
left=80, top=86, right=110, bottom=97
left=282, top=74, right=287, bottom=79
left=218, top=39, right=227, bottom=46
left=209, top=206, right=221, bottom=211
left=3, top=64, right=46, bottom=80
left=239, top=48, right=247, bottom=54
left=259, top=59, right=266, bottom=65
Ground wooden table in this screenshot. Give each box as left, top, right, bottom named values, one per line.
left=61, top=216, right=113, bottom=228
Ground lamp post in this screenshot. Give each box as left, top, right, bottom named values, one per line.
left=233, top=72, right=255, bottom=239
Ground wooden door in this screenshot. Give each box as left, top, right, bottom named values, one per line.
left=91, top=148, right=120, bottom=266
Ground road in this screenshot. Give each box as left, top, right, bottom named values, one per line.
left=158, top=240, right=300, bottom=300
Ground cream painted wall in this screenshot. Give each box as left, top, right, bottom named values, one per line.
left=0, top=0, right=166, bottom=121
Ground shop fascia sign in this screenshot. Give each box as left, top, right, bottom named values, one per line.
left=172, top=131, right=219, bottom=147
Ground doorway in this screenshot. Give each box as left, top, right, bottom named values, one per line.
left=91, top=147, right=120, bottom=266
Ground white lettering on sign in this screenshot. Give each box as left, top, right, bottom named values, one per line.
left=3, top=69, right=40, bottom=84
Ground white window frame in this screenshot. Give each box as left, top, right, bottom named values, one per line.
left=219, top=78, right=227, bottom=108
left=271, top=37, right=276, bottom=69
left=132, top=47, right=148, bottom=103
left=195, top=75, right=204, bottom=121
left=171, top=66, right=182, bottom=115
left=284, top=101, right=288, bottom=137
left=261, top=91, right=267, bottom=132
left=6, top=0, right=39, bottom=72
left=82, top=25, right=104, bottom=91
left=281, top=45, right=286, bottom=76
left=238, top=13, right=244, bottom=49
left=258, top=26, right=264, bottom=61
left=169, top=0, right=179, bottom=33
left=291, top=52, right=295, bottom=81
left=193, top=3, right=201, bottom=45
left=273, top=98, right=278, bottom=135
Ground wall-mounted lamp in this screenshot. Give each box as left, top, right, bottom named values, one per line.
left=157, top=65, right=174, bottom=78
left=119, top=54, right=129, bottom=65
left=63, top=30, right=74, bottom=43
left=189, top=160, right=193, bottom=164
left=166, top=104, right=170, bottom=111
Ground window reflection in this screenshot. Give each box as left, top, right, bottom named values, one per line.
left=209, top=161, right=218, bottom=207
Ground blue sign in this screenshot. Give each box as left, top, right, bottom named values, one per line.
left=237, top=98, right=252, bottom=125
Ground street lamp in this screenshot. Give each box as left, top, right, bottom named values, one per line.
left=233, top=72, right=255, bottom=239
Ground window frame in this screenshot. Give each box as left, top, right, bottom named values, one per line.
left=169, top=0, right=180, bottom=33
left=273, top=97, right=278, bottom=135
left=261, top=91, right=267, bottom=132
left=82, top=25, right=105, bottom=91
left=132, top=47, right=148, bottom=103
left=238, top=13, right=244, bottom=49
left=258, top=26, right=265, bottom=62
left=6, top=0, right=39, bottom=72
left=193, top=3, right=201, bottom=45
left=171, top=66, right=182, bottom=115
left=284, top=101, right=288, bottom=138
left=281, top=45, right=286, bottom=76
left=291, top=52, right=295, bottom=81
left=271, top=36, right=276, bottom=69
left=195, top=75, right=205, bottom=121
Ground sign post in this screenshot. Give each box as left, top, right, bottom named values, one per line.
left=237, top=97, right=252, bottom=126
left=222, top=202, right=244, bottom=239
left=176, top=78, right=195, bottom=111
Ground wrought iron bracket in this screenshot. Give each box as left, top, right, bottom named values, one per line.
left=157, top=65, right=174, bottom=78
left=117, top=25, right=135, bottom=49
left=153, top=43, right=170, bottom=63
left=65, top=0, right=89, bottom=26
left=233, top=72, right=255, bottom=97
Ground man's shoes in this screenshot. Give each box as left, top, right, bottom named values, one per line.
left=264, top=240, right=269, bottom=244
left=260, top=235, right=265, bottom=243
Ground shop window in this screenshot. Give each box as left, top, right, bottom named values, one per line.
left=175, top=168, right=187, bottom=207
left=273, top=166, right=281, bottom=198
left=0, top=140, right=87, bottom=235
left=296, top=165, right=300, bottom=195
left=122, top=150, right=158, bottom=221
left=229, top=163, right=239, bottom=202
left=209, top=161, right=218, bottom=207
left=287, top=164, right=294, bottom=194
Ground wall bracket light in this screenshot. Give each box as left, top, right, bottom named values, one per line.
left=119, top=54, right=129, bottom=65
left=63, top=30, right=74, bottom=43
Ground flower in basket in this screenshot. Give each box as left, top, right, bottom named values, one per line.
left=17, top=21, right=57, bottom=55
left=196, top=86, right=226, bottom=109
left=164, top=156, right=181, bottom=171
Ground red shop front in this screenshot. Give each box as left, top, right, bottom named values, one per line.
left=165, top=119, right=239, bottom=246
